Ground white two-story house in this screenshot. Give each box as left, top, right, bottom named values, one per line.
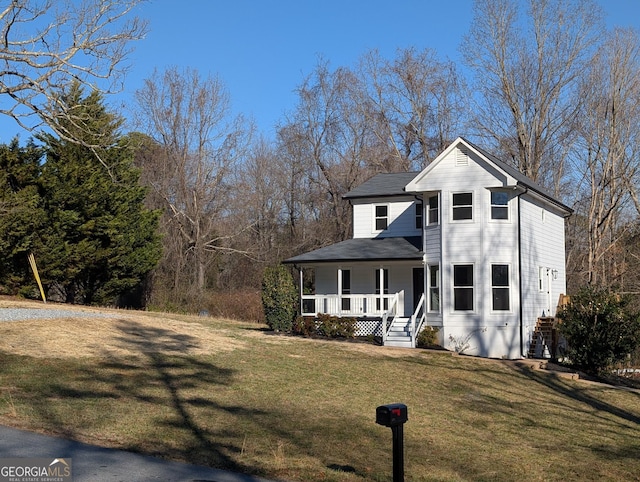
left=284, top=137, right=572, bottom=359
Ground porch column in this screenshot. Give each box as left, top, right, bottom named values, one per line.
left=379, top=267, right=384, bottom=313
left=299, top=268, right=304, bottom=315
left=337, top=267, right=343, bottom=316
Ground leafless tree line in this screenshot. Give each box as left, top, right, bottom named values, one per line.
left=4, top=0, right=640, bottom=308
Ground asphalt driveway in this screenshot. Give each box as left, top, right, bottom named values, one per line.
left=0, top=425, right=277, bottom=482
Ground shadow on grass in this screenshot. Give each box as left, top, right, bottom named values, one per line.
left=20, top=320, right=268, bottom=476
left=511, top=363, right=640, bottom=426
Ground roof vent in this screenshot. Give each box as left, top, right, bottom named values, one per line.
left=456, top=147, right=469, bottom=166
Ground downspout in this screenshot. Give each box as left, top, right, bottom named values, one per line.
left=517, top=188, right=526, bottom=358
left=422, top=195, right=428, bottom=320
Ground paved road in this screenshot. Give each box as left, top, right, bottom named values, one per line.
left=0, top=425, right=278, bottom=482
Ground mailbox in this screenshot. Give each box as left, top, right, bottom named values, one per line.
left=376, top=403, right=408, bottom=427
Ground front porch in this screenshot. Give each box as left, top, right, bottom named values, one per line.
left=300, top=291, right=427, bottom=348
left=300, top=292, right=405, bottom=318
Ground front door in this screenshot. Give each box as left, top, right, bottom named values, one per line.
left=413, top=267, right=424, bottom=312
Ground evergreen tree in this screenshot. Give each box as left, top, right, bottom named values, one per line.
left=0, top=138, right=46, bottom=294
left=38, top=83, right=161, bottom=305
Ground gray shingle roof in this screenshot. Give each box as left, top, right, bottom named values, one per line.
left=283, top=236, right=423, bottom=264
left=343, top=172, right=420, bottom=199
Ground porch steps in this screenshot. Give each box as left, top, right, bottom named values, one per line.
left=527, top=317, right=557, bottom=359
left=384, top=317, right=413, bottom=348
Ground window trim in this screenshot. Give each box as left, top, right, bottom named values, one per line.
left=491, top=264, right=511, bottom=312
left=428, top=264, right=440, bottom=313
left=453, top=263, right=474, bottom=312
left=451, top=192, right=473, bottom=222
left=374, top=204, right=389, bottom=232
left=415, top=201, right=423, bottom=230
left=340, top=268, right=351, bottom=312
left=490, top=190, right=510, bottom=221
left=427, top=194, right=439, bottom=226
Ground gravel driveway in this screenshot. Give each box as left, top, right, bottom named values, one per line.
left=0, top=307, right=110, bottom=322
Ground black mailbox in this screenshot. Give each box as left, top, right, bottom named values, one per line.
left=376, top=403, right=408, bottom=427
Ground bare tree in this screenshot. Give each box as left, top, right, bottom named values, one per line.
left=134, top=67, right=251, bottom=297
left=278, top=60, right=373, bottom=243
left=355, top=48, right=467, bottom=171
left=0, top=0, right=146, bottom=148
left=463, top=0, right=602, bottom=193
left=568, top=28, right=640, bottom=288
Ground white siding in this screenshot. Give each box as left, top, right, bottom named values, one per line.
left=519, top=195, right=567, bottom=352
left=411, top=147, right=524, bottom=358
left=352, top=197, right=421, bottom=238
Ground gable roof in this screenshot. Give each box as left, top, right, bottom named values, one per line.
left=405, top=137, right=573, bottom=215
left=343, top=172, right=419, bottom=199
left=283, top=236, right=422, bottom=264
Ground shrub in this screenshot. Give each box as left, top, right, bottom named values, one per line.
left=261, top=265, right=298, bottom=332
left=558, top=287, right=640, bottom=374
left=316, top=313, right=356, bottom=338
left=293, top=316, right=317, bottom=336
left=416, top=326, right=440, bottom=348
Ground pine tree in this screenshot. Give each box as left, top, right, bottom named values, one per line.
left=38, top=83, right=161, bottom=305
left=0, top=138, right=46, bottom=294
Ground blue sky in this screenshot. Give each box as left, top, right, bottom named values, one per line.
left=119, top=0, right=640, bottom=138
left=3, top=0, right=640, bottom=142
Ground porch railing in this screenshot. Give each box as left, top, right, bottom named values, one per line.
left=410, top=293, right=426, bottom=348
left=381, top=292, right=401, bottom=345
left=300, top=292, right=402, bottom=318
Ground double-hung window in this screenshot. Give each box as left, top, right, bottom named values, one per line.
left=453, top=264, right=474, bottom=311
left=428, top=195, right=439, bottom=225
left=452, top=193, right=473, bottom=221
left=428, top=264, right=440, bottom=312
left=341, top=269, right=351, bottom=311
left=375, top=205, right=388, bottom=231
left=491, top=191, right=509, bottom=220
left=491, top=264, right=510, bottom=311
left=415, top=202, right=423, bottom=229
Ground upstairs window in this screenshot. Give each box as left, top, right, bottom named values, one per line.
left=491, top=191, right=509, bottom=220
left=452, top=192, right=473, bottom=221
left=453, top=264, right=474, bottom=311
left=428, top=195, right=439, bottom=225
left=491, top=264, right=510, bottom=311
left=375, top=205, right=388, bottom=231
left=415, top=202, right=423, bottom=229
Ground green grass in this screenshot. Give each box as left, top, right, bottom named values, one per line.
left=1, top=316, right=639, bottom=481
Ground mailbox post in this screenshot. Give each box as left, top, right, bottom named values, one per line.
left=376, top=403, right=408, bottom=482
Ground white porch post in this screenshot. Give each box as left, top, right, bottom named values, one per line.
left=299, top=268, right=304, bottom=315
left=379, top=267, right=384, bottom=312
left=337, top=267, right=343, bottom=316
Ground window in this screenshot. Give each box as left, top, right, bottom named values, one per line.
left=428, top=195, right=439, bottom=225
left=428, top=265, right=440, bottom=312
left=453, top=264, right=474, bottom=311
left=341, top=269, right=351, bottom=311
left=375, top=268, right=389, bottom=311
left=491, top=264, right=510, bottom=311
left=452, top=193, right=473, bottom=220
left=415, top=202, right=423, bottom=229
left=491, top=191, right=509, bottom=220
left=375, top=205, right=388, bottom=230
